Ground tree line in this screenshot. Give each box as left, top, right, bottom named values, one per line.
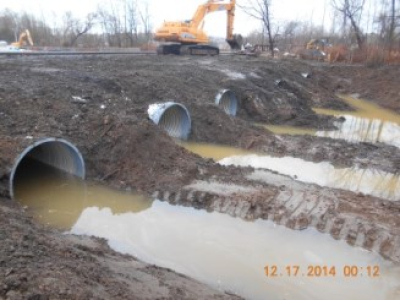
left=241, top=0, right=400, bottom=63
left=0, top=0, right=152, bottom=48
left=1, top=0, right=399, bottom=63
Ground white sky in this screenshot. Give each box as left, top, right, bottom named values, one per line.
left=0, top=0, right=347, bottom=37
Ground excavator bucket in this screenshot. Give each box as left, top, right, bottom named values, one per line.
left=226, top=34, right=243, bottom=50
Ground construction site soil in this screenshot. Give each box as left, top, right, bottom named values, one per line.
left=0, top=54, right=399, bottom=299
left=326, top=63, right=400, bottom=114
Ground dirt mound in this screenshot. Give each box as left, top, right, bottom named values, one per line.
left=82, top=119, right=206, bottom=193
left=187, top=103, right=277, bottom=146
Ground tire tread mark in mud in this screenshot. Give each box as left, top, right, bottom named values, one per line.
left=151, top=189, right=400, bottom=263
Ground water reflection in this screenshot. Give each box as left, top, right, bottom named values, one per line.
left=314, top=95, right=400, bottom=148
left=316, top=115, right=400, bottom=148
left=178, top=141, right=399, bottom=201
left=71, top=201, right=400, bottom=300
left=15, top=168, right=153, bottom=230
left=220, top=155, right=400, bottom=201
left=13, top=161, right=400, bottom=299
left=258, top=124, right=317, bottom=136
left=255, top=96, right=400, bottom=148
left=178, top=141, right=253, bottom=160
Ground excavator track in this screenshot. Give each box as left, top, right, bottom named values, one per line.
left=157, top=44, right=219, bottom=56
left=180, top=44, right=219, bottom=56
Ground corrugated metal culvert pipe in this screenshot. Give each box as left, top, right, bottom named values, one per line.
left=215, top=89, right=238, bottom=116
left=2, top=137, right=85, bottom=199
left=148, top=102, right=191, bottom=140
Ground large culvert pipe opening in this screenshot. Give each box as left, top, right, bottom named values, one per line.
left=215, top=90, right=238, bottom=116
left=148, top=102, right=191, bottom=140
left=10, top=138, right=85, bottom=199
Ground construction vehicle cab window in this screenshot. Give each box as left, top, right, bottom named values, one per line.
left=154, top=0, right=242, bottom=55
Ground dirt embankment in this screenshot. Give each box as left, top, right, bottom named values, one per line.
left=0, top=55, right=398, bottom=175
left=0, top=55, right=339, bottom=131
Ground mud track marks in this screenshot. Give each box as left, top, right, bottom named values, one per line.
left=152, top=170, right=400, bottom=263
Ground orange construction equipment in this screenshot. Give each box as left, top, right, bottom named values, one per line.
left=154, top=0, right=242, bottom=55
left=11, top=30, right=34, bottom=49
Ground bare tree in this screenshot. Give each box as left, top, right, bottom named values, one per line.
left=139, top=1, right=152, bottom=44
left=282, top=21, right=300, bottom=50
left=332, top=0, right=366, bottom=49
left=0, top=9, right=19, bottom=42
left=388, top=0, right=396, bottom=49
left=97, top=2, right=124, bottom=47
left=126, top=0, right=139, bottom=46
left=239, top=0, right=277, bottom=56
left=62, top=12, right=97, bottom=47
left=97, top=0, right=139, bottom=48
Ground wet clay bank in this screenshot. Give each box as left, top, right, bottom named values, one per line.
left=1, top=55, right=400, bottom=297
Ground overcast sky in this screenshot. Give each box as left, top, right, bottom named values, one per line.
left=1, top=0, right=379, bottom=37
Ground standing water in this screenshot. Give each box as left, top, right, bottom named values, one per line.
left=179, top=142, right=400, bottom=201
left=258, top=124, right=318, bottom=136
left=315, top=95, right=400, bottom=148
left=177, top=140, right=252, bottom=160
left=219, top=154, right=400, bottom=201
left=15, top=167, right=400, bottom=300
left=14, top=163, right=152, bottom=230
left=261, top=95, right=400, bottom=149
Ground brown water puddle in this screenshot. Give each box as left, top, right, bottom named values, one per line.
left=258, top=124, right=317, bottom=136
left=314, top=95, right=400, bottom=147
left=13, top=168, right=400, bottom=300
left=260, top=95, right=400, bottom=148
left=179, top=142, right=400, bottom=201
left=219, top=154, right=400, bottom=201
left=15, top=167, right=152, bottom=230
left=314, top=95, right=400, bottom=124
left=177, top=141, right=253, bottom=160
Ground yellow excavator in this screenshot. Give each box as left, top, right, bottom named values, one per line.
left=11, top=29, right=34, bottom=49
left=306, top=39, right=327, bottom=51
left=154, top=0, right=242, bottom=55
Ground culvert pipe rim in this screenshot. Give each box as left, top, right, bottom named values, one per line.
left=215, top=89, right=238, bottom=116
left=9, top=137, right=85, bottom=199
left=148, top=102, right=191, bottom=140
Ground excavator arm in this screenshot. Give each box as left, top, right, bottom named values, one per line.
left=190, top=1, right=234, bottom=28
left=189, top=0, right=241, bottom=48
left=11, top=30, right=34, bottom=48
left=25, top=30, right=34, bottom=46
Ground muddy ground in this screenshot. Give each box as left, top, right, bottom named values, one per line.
left=0, top=54, right=399, bottom=299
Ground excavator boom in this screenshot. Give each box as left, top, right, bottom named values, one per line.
left=11, top=29, right=34, bottom=49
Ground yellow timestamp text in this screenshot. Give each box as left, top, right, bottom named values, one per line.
left=264, top=265, right=380, bottom=278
